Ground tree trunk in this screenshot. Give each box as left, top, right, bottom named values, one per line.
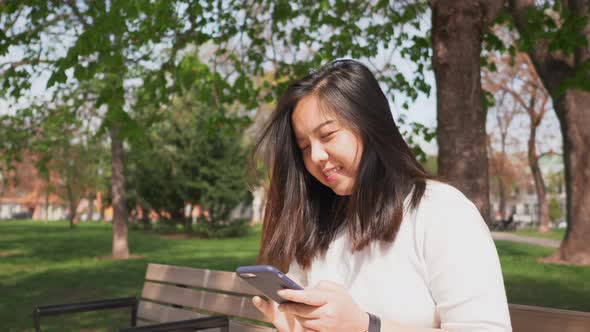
left=510, top=0, right=590, bottom=265
left=65, top=174, right=78, bottom=229
left=432, top=1, right=492, bottom=223
left=141, top=204, right=152, bottom=231
left=498, top=177, right=506, bottom=220
left=550, top=90, right=590, bottom=264
left=111, top=123, right=130, bottom=259
left=87, top=193, right=95, bottom=221
left=528, top=125, right=550, bottom=234
left=498, top=132, right=508, bottom=221
left=44, top=185, right=49, bottom=224
left=100, top=201, right=105, bottom=221
left=68, top=198, right=77, bottom=228
left=185, top=205, right=194, bottom=233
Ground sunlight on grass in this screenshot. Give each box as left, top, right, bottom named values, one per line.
left=511, top=227, right=566, bottom=241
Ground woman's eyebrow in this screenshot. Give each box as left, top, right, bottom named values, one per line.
left=312, top=120, right=335, bottom=133
left=295, top=120, right=335, bottom=143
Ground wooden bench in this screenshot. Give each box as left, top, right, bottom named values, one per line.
left=135, top=263, right=590, bottom=332
left=508, top=304, right=590, bottom=332
left=134, top=263, right=273, bottom=331
left=34, top=263, right=590, bottom=331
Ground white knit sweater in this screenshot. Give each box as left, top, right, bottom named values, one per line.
left=289, top=181, right=512, bottom=331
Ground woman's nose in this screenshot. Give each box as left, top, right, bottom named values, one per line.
left=310, top=143, right=329, bottom=164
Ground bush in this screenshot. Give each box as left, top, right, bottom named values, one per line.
left=193, top=218, right=251, bottom=238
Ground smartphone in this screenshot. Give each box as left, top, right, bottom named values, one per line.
left=236, top=265, right=304, bottom=304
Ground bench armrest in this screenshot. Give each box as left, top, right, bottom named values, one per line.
left=118, top=315, right=229, bottom=332
left=33, top=296, right=138, bottom=332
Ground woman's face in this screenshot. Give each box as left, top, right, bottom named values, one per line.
left=291, top=95, right=363, bottom=196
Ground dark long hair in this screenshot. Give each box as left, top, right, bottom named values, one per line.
left=254, top=59, right=431, bottom=271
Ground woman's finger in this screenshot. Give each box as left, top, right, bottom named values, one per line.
left=277, top=289, right=327, bottom=306
left=294, top=316, right=320, bottom=332
left=252, top=296, right=275, bottom=321
left=278, top=302, right=321, bottom=319
left=301, top=318, right=324, bottom=332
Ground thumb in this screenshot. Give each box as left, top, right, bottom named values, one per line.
left=252, top=296, right=275, bottom=320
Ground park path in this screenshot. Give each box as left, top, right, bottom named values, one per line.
left=491, top=232, right=560, bottom=248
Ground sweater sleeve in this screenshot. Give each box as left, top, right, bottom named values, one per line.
left=419, top=184, right=512, bottom=332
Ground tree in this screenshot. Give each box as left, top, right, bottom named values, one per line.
left=0, top=83, right=107, bottom=227
left=549, top=197, right=563, bottom=222
left=127, top=88, right=252, bottom=235
left=431, top=0, right=505, bottom=223
left=34, top=105, right=102, bottom=228
left=2, top=1, right=440, bottom=254
left=483, top=44, right=556, bottom=233
left=482, top=85, right=520, bottom=221
left=1, top=1, right=233, bottom=258
left=509, top=1, right=590, bottom=264
left=488, top=147, right=521, bottom=221
left=501, top=53, right=553, bottom=233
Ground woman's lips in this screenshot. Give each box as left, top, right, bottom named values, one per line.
left=324, top=167, right=342, bottom=182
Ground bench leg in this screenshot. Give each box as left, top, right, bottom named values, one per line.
left=33, top=308, right=41, bottom=332
left=131, top=301, right=138, bottom=327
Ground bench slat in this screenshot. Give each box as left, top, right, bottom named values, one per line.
left=141, top=281, right=269, bottom=323
left=137, top=301, right=274, bottom=331
left=509, top=304, right=590, bottom=332
left=137, top=319, right=155, bottom=327
left=230, top=320, right=276, bottom=332
left=146, top=263, right=261, bottom=296
left=137, top=300, right=204, bottom=322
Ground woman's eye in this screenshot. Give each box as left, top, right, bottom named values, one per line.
left=300, top=145, right=310, bottom=152
left=321, top=131, right=337, bottom=139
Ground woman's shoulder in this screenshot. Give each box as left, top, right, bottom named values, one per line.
left=411, top=180, right=486, bottom=231
left=419, top=180, right=473, bottom=209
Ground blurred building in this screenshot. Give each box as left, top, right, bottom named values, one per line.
left=0, top=153, right=69, bottom=220
left=490, top=154, right=566, bottom=227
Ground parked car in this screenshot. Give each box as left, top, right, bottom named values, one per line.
left=11, top=211, right=33, bottom=219
left=555, top=219, right=567, bottom=229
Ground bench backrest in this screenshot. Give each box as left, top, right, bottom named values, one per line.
left=137, top=264, right=590, bottom=332
left=509, top=303, right=590, bottom=332
left=137, top=263, right=273, bottom=331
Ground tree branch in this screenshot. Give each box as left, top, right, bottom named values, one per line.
left=65, top=0, right=91, bottom=30
left=8, top=12, right=72, bottom=44
left=2, top=6, right=24, bottom=34
left=508, top=0, right=575, bottom=92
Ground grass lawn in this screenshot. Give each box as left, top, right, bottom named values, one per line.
left=1, top=220, right=589, bottom=331
left=511, top=226, right=566, bottom=241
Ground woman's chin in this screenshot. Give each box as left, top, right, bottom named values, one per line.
left=330, top=184, right=353, bottom=196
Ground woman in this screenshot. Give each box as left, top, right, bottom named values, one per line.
left=252, top=59, right=511, bottom=332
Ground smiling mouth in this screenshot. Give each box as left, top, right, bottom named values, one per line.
left=324, top=167, right=342, bottom=179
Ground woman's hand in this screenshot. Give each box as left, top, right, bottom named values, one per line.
left=252, top=274, right=309, bottom=332
left=276, top=281, right=369, bottom=332
left=252, top=295, right=309, bottom=332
